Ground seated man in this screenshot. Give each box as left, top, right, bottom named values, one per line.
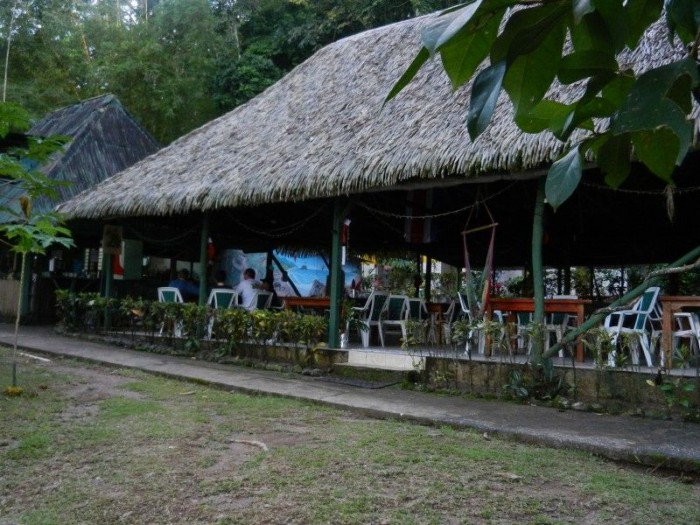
left=168, top=269, right=199, bottom=302
left=234, top=268, right=262, bottom=311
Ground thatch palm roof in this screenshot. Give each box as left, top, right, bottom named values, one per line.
left=57, top=13, right=687, bottom=221
left=1, top=95, right=159, bottom=219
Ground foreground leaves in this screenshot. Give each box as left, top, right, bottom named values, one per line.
left=386, top=0, right=698, bottom=210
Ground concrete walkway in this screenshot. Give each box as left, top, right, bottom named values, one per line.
left=2, top=323, right=700, bottom=473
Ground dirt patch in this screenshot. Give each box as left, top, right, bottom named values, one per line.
left=33, top=360, right=145, bottom=424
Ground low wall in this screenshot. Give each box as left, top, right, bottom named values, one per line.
left=424, top=356, right=667, bottom=406
left=257, top=344, right=691, bottom=410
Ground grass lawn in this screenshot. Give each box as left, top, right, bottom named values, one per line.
left=1, top=347, right=699, bottom=524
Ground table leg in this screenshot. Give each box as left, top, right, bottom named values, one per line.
left=661, top=308, right=674, bottom=370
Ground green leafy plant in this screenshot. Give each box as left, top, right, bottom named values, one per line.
left=213, top=307, right=249, bottom=355
left=503, top=363, right=567, bottom=403
left=503, top=369, right=529, bottom=401
left=0, top=102, right=73, bottom=386
left=647, top=370, right=697, bottom=418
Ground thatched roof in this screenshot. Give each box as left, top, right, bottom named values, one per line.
left=57, top=13, right=687, bottom=221
left=1, top=95, right=159, bottom=219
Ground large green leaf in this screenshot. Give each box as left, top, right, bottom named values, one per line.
left=439, top=11, right=504, bottom=88
left=502, top=23, right=565, bottom=115
left=558, top=97, right=616, bottom=140
left=596, top=133, right=632, bottom=187
left=570, top=11, right=615, bottom=53
left=613, top=59, right=697, bottom=164
left=426, top=1, right=483, bottom=52
left=515, top=99, right=571, bottom=134
left=615, top=98, right=693, bottom=165
left=632, top=128, right=680, bottom=180
left=666, top=68, right=695, bottom=113
left=600, top=72, right=636, bottom=107
left=467, top=61, right=506, bottom=139
left=625, top=0, right=663, bottom=47
left=386, top=1, right=511, bottom=100
left=591, top=0, right=627, bottom=52
left=573, top=0, right=595, bottom=23
left=491, top=3, right=569, bottom=64
left=558, top=51, right=618, bottom=85
left=665, top=0, right=700, bottom=44
left=384, top=47, right=430, bottom=105
left=545, top=146, right=583, bottom=210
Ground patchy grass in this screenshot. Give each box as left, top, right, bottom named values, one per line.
left=1, top=347, right=699, bottom=524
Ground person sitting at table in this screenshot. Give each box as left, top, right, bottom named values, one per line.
left=234, top=268, right=262, bottom=311
left=168, top=268, right=199, bottom=302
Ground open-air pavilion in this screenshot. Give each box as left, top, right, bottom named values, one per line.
left=55, top=13, right=700, bottom=367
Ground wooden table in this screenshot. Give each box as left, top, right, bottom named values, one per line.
left=282, top=296, right=330, bottom=313
left=659, top=296, right=700, bottom=368
left=486, top=297, right=592, bottom=361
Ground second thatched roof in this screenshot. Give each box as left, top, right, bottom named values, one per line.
left=1, top=95, right=159, bottom=221
left=57, top=12, right=686, bottom=220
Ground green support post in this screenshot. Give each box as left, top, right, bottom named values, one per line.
left=198, top=213, right=210, bottom=306
left=530, top=177, right=546, bottom=363
left=328, top=199, right=346, bottom=348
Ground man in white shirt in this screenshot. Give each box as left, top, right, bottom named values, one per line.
left=234, top=268, right=261, bottom=311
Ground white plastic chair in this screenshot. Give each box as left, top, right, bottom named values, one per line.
left=254, top=291, right=274, bottom=310
left=158, top=286, right=184, bottom=304
left=207, top=288, right=239, bottom=309
left=205, top=288, right=239, bottom=339
left=379, top=294, right=409, bottom=347
left=406, top=297, right=429, bottom=343
left=439, top=300, right=461, bottom=344
left=349, top=291, right=388, bottom=347
left=157, top=287, right=184, bottom=337
left=603, top=286, right=661, bottom=367
left=545, top=312, right=571, bottom=358
left=457, top=291, right=486, bottom=355
left=515, top=311, right=533, bottom=354
left=672, top=312, right=700, bottom=364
